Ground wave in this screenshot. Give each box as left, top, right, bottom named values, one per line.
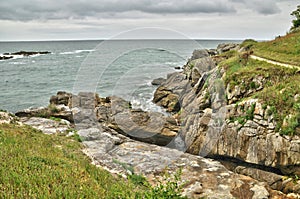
left=60, top=49, right=95, bottom=55
left=75, top=49, right=95, bottom=53
left=59, top=51, right=74, bottom=55
left=8, top=61, right=27, bottom=65
left=0, top=55, right=24, bottom=61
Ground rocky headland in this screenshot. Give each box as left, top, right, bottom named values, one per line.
left=4, top=40, right=299, bottom=198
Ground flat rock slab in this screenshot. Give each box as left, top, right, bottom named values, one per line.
left=21, top=117, right=71, bottom=134
left=78, top=127, right=271, bottom=199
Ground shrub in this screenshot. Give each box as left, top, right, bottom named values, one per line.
left=291, top=5, right=300, bottom=30
left=141, top=169, right=187, bottom=199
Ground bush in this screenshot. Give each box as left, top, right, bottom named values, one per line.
left=141, top=169, right=187, bottom=199
left=114, top=160, right=187, bottom=199
left=291, top=5, right=300, bottom=30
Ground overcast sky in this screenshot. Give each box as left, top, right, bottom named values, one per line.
left=0, top=0, right=298, bottom=41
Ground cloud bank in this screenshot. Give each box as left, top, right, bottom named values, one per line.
left=0, top=0, right=285, bottom=21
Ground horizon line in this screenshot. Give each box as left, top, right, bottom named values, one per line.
left=0, top=37, right=262, bottom=42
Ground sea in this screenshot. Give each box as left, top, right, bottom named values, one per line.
left=0, top=40, right=240, bottom=113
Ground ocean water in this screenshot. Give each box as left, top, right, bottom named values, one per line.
left=0, top=40, right=239, bottom=113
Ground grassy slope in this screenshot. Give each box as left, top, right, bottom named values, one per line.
left=219, top=31, right=300, bottom=135
left=244, top=29, right=300, bottom=66
left=0, top=123, right=140, bottom=198
left=0, top=122, right=187, bottom=199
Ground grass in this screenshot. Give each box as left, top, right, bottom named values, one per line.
left=257, top=76, right=300, bottom=135
left=0, top=123, right=141, bottom=198
left=49, top=116, right=62, bottom=122
left=220, top=55, right=298, bottom=90
left=230, top=103, right=256, bottom=129
left=0, top=122, right=188, bottom=198
left=242, top=30, right=300, bottom=66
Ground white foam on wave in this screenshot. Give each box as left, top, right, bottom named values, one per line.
left=130, top=92, right=169, bottom=116
left=75, top=49, right=95, bottom=53
left=9, top=61, right=27, bottom=65
left=60, top=51, right=75, bottom=55
left=60, top=49, right=95, bottom=55
left=164, top=61, right=184, bottom=66
left=30, top=54, right=42, bottom=58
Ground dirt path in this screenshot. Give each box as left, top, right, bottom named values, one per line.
left=250, top=55, right=300, bottom=70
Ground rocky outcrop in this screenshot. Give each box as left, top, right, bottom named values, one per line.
left=78, top=127, right=276, bottom=199
left=3, top=109, right=298, bottom=198
left=2, top=107, right=284, bottom=198
left=50, top=91, right=72, bottom=106
left=0, top=51, right=51, bottom=60
left=17, top=91, right=180, bottom=146
left=210, top=99, right=300, bottom=176
left=152, top=48, right=300, bottom=195
left=4, top=51, right=51, bottom=56
left=0, top=56, right=13, bottom=60
left=182, top=95, right=300, bottom=177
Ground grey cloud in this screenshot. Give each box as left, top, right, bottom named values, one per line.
left=230, top=0, right=281, bottom=15
left=246, top=0, right=280, bottom=15
left=0, top=0, right=236, bottom=21
left=0, top=0, right=287, bottom=22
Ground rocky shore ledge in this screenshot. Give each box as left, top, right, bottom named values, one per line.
left=3, top=43, right=299, bottom=198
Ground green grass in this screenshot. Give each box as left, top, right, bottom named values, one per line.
left=220, top=53, right=297, bottom=91
left=0, top=123, right=188, bottom=198
left=256, top=76, right=300, bottom=135
left=229, top=103, right=256, bottom=129
left=243, top=30, right=300, bottom=66
left=49, top=116, right=62, bottom=122
left=0, top=123, right=141, bottom=198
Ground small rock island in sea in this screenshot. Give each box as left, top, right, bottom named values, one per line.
left=0, top=51, right=51, bottom=60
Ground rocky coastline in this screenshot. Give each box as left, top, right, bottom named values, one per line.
left=1, top=43, right=300, bottom=198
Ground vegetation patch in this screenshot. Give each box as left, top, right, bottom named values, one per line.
left=230, top=103, right=256, bottom=129
left=257, top=77, right=300, bottom=135
left=242, top=30, right=300, bottom=66
left=0, top=123, right=189, bottom=198
left=0, top=123, right=142, bottom=198
left=218, top=31, right=300, bottom=135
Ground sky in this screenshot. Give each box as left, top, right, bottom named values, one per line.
left=0, top=0, right=298, bottom=41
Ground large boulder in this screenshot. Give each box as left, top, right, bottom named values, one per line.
left=50, top=91, right=72, bottom=106
left=153, top=72, right=188, bottom=113
left=217, top=43, right=239, bottom=54
left=151, top=77, right=166, bottom=86
left=153, top=86, right=180, bottom=112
